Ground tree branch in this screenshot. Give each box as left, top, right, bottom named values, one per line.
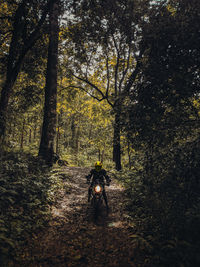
left=123, top=44, right=146, bottom=95
left=12, top=0, right=51, bottom=74
left=119, top=45, right=131, bottom=92
left=71, top=73, right=114, bottom=108
left=105, top=52, right=110, bottom=98
left=22, top=0, right=51, bottom=52
left=67, top=85, right=105, bottom=102
left=112, top=34, right=120, bottom=96
left=72, top=72, right=106, bottom=100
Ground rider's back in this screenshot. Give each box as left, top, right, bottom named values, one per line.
left=90, top=168, right=107, bottom=183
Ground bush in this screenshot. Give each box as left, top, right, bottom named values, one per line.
left=0, top=151, right=62, bottom=266
left=115, top=139, right=200, bottom=266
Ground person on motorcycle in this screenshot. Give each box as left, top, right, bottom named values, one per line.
left=86, top=161, right=111, bottom=210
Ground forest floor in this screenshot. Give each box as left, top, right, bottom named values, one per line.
left=18, top=166, right=140, bottom=267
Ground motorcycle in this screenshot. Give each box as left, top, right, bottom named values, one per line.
left=90, top=179, right=105, bottom=219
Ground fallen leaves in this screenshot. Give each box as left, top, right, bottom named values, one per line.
left=14, top=166, right=139, bottom=267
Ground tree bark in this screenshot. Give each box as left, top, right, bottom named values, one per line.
left=101, top=149, right=105, bottom=163
left=75, top=126, right=80, bottom=153
left=56, top=125, right=60, bottom=154
left=0, top=80, right=15, bottom=139
left=0, top=1, right=50, bottom=141
left=33, top=123, right=37, bottom=140
left=20, top=118, right=26, bottom=150
left=127, top=139, right=131, bottom=170
left=113, top=107, right=122, bottom=171
left=71, top=116, right=76, bottom=149
left=38, top=0, right=59, bottom=166
left=98, top=149, right=101, bottom=161
left=29, top=128, right=32, bottom=144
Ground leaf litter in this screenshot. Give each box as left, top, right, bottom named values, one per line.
left=17, top=166, right=139, bottom=267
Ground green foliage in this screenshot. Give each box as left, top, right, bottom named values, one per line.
left=0, top=151, right=63, bottom=266
left=123, top=0, right=200, bottom=150
left=115, top=139, right=200, bottom=266
left=55, top=85, right=114, bottom=165
left=117, top=1, right=200, bottom=265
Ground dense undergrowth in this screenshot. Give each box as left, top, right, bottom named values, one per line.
left=0, top=151, right=63, bottom=267
left=114, top=140, right=200, bottom=267
left=1, top=140, right=200, bottom=267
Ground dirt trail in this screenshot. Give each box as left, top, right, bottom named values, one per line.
left=21, top=167, right=138, bottom=267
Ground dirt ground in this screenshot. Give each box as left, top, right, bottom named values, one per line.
left=19, top=167, right=140, bottom=267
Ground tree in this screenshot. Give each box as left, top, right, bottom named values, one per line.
left=39, top=0, right=59, bottom=165
left=0, top=0, right=50, bottom=142
left=64, top=0, right=148, bottom=170
left=123, top=0, right=200, bottom=151
left=55, top=75, right=113, bottom=165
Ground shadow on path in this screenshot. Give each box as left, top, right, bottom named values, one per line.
left=19, top=167, right=138, bottom=267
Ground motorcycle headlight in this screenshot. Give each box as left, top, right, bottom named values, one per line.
left=94, top=185, right=102, bottom=193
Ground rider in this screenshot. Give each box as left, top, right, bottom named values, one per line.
left=86, top=161, right=111, bottom=210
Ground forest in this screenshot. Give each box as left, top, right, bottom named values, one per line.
left=0, top=0, right=200, bottom=266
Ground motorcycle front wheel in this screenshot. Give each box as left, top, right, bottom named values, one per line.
left=92, top=196, right=102, bottom=220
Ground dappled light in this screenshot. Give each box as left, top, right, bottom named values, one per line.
left=16, top=166, right=137, bottom=266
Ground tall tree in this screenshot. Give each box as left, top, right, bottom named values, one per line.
left=0, top=0, right=50, bottom=142
left=123, top=0, right=200, bottom=150
left=39, top=0, right=59, bottom=165
left=65, top=0, right=148, bottom=170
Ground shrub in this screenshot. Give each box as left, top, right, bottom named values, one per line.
left=115, top=139, right=200, bottom=266
left=0, top=151, right=62, bottom=266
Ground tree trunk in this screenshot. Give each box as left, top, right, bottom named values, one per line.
left=0, top=1, right=25, bottom=139
left=0, top=1, right=49, bottom=142
left=127, top=139, right=131, bottom=170
left=113, top=109, right=122, bottom=171
left=20, top=119, right=26, bottom=150
left=29, top=128, right=32, bottom=144
left=71, top=116, right=76, bottom=149
left=33, top=123, right=37, bottom=140
left=98, top=149, right=101, bottom=161
left=101, top=149, right=105, bottom=163
left=38, top=0, right=59, bottom=166
left=56, top=125, right=60, bottom=154
left=0, top=74, right=18, bottom=141
left=75, top=126, right=80, bottom=153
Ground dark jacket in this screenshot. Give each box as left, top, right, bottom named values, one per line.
left=86, top=169, right=110, bottom=184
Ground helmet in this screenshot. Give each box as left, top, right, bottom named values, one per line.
left=95, top=161, right=102, bottom=171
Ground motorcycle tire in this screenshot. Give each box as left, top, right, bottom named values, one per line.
left=93, top=197, right=103, bottom=220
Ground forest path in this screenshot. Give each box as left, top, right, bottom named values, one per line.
left=21, top=166, right=138, bottom=267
